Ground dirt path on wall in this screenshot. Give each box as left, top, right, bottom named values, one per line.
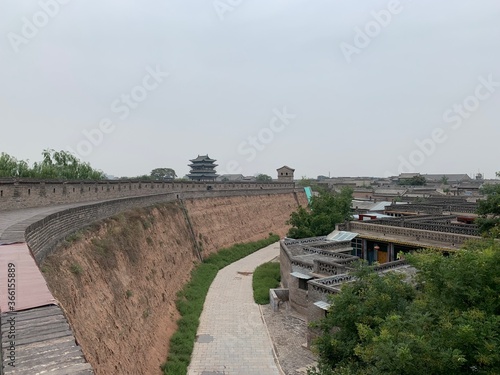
left=41, top=192, right=308, bottom=375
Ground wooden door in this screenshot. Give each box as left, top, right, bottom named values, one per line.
left=377, top=249, right=388, bottom=264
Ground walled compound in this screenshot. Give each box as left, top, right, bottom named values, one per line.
left=279, top=196, right=482, bottom=348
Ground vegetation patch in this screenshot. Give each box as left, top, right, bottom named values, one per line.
left=252, top=262, right=281, bottom=305
left=70, top=263, right=83, bottom=275
left=161, top=234, right=279, bottom=375
left=287, top=187, right=353, bottom=239
left=66, top=231, right=84, bottom=243
left=309, top=240, right=500, bottom=375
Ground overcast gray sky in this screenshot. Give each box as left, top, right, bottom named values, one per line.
left=1, top=0, right=499, bottom=179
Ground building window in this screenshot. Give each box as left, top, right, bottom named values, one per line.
left=299, top=278, right=308, bottom=290
left=352, top=238, right=363, bottom=258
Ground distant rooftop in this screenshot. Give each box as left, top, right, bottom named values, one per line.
left=190, top=154, right=216, bottom=163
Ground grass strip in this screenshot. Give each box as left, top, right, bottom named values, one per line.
left=161, top=233, right=280, bottom=374
left=252, top=262, right=281, bottom=305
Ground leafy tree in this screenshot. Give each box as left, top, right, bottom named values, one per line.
left=150, top=167, right=177, bottom=180
left=476, top=184, right=500, bottom=237
left=298, top=176, right=313, bottom=187
left=0, top=150, right=104, bottom=180
left=31, top=149, right=105, bottom=179
left=441, top=175, right=449, bottom=185
left=287, top=187, right=353, bottom=238
left=297, top=176, right=327, bottom=193
left=255, top=173, right=272, bottom=182
left=309, top=241, right=500, bottom=375
left=0, top=153, right=31, bottom=178
left=286, top=206, right=315, bottom=238
left=310, top=265, right=416, bottom=375
left=398, top=175, right=426, bottom=186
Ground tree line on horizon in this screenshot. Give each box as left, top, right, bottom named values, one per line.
left=0, top=150, right=177, bottom=181
left=0, top=150, right=278, bottom=183
left=0, top=149, right=105, bottom=180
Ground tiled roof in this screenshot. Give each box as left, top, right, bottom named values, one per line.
left=189, top=155, right=216, bottom=162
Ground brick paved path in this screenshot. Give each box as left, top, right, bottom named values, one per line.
left=188, top=242, right=282, bottom=375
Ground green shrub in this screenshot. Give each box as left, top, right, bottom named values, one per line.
left=252, top=262, right=281, bottom=304
left=70, top=263, right=83, bottom=275
left=66, top=231, right=84, bottom=243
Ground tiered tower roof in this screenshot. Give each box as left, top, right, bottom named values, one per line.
left=187, top=155, right=219, bottom=181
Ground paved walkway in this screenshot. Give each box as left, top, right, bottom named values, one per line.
left=0, top=203, right=88, bottom=244
left=188, top=242, right=282, bottom=375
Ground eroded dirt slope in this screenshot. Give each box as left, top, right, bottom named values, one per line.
left=185, top=192, right=308, bottom=256
left=42, top=192, right=307, bottom=375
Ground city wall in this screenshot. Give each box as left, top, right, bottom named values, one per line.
left=24, top=187, right=297, bottom=264
left=0, top=179, right=295, bottom=211
left=35, top=190, right=307, bottom=374
left=0, top=182, right=307, bottom=374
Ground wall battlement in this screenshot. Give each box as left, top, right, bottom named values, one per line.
left=21, top=187, right=296, bottom=264
left=0, top=179, right=295, bottom=211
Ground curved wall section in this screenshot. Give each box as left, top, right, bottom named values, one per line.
left=25, top=188, right=296, bottom=264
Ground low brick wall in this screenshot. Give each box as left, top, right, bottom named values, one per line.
left=280, top=241, right=293, bottom=289
left=280, top=241, right=309, bottom=316
left=348, top=221, right=476, bottom=246
left=269, top=288, right=289, bottom=312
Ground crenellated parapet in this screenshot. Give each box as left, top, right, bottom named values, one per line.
left=0, top=179, right=296, bottom=211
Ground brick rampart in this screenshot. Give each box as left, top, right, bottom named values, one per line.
left=24, top=188, right=295, bottom=264
left=0, top=179, right=295, bottom=211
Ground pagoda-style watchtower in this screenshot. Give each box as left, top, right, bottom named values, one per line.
left=187, top=155, right=219, bottom=181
